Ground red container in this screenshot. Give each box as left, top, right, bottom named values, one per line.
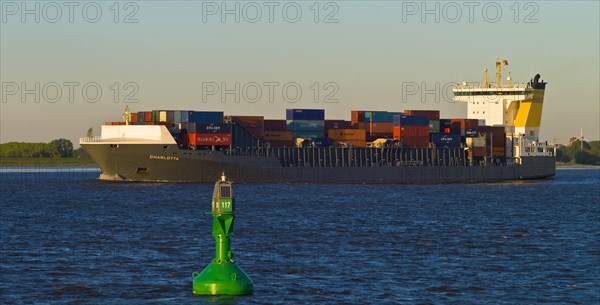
left=393, top=126, right=429, bottom=139
left=232, top=116, right=264, bottom=128
left=478, top=126, right=505, bottom=147
left=264, top=119, right=287, bottom=131
left=351, top=111, right=366, bottom=124
left=471, top=147, right=486, bottom=157
left=404, top=110, right=440, bottom=121
left=194, top=133, right=231, bottom=146
left=325, top=120, right=351, bottom=130
left=144, top=112, right=152, bottom=122
left=131, top=113, right=138, bottom=122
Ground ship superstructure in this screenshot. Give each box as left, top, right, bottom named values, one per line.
left=453, top=59, right=554, bottom=164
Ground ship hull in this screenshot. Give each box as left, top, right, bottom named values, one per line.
left=82, top=143, right=556, bottom=183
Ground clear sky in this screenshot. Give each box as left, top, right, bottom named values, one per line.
left=1, top=1, right=598, bottom=146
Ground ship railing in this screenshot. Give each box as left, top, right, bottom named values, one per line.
left=453, top=83, right=529, bottom=90
left=79, top=136, right=102, bottom=143
left=225, top=146, right=522, bottom=168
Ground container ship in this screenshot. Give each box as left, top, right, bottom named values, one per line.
left=81, top=60, right=556, bottom=183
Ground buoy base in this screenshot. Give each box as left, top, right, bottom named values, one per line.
left=192, top=262, right=254, bottom=295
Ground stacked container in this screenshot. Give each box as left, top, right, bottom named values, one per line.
left=327, top=129, right=366, bottom=147
left=404, top=110, right=440, bottom=133
left=263, top=119, right=292, bottom=147
left=232, top=116, right=264, bottom=140
left=189, top=123, right=231, bottom=146
left=365, top=111, right=400, bottom=139
left=450, top=119, right=479, bottom=137
left=393, top=115, right=430, bottom=148
left=286, top=109, right=325, bottom=139
left=478, top=126, right=506, bottom=157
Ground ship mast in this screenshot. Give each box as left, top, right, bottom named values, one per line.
left=495, top=58, right=509, bottom=87
left=123, top=106, right=130, bottom=125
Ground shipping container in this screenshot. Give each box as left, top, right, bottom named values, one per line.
left=398, top=137, right=430, bottom=148
left=190, top=133, right=232, bottom=146
left=195, top=123, right=231, bottom=134
left=351, top=111, right=366, bottom=124
left=159, top=111, right=167, bottom=122
left=367, top=122, right=394, bottom=134
left=365, top=111, right=400, bottom=123
left=286, top=109, right=325, bottom=121
left=152, top=110, right=161, bottom=122
left=167, top=111, right=175, bottom=122
left=324, top=120, right=351, bottom=130
left=137, top=112, right=146, bottom=123
left=393, top=115, right=429, bottom=127
left=470, top=147, right=486, bottom=157
left=464, top=128, right=478, bottom=137
left=450, top=118, right=479, bottom=129
left=232, top=116, right=264, bottom=128
left=174, top=111, right=182, bottom=123
left=311, top=138, right=333, bottom=147
left=265, top=140, right=294, bottom=147
left=264, top=131, right=294, bottom=141
left=286, top=120, right=325, bottom=131
left=181, top=111, right=190, bottom=122
left=130, top=113, right=138, bottom=122
left=393, top=126, right=429, bottom=138
left=188, top=111, right=224, bottom=123
left=144, top=111, right=152, bottom=122
left=478, top=126, right=506, bottom=147
left=264, top=119, right=287, bottom=131
left=431, top=133, right=461, bottom=148
left=404, top=110, right=440, bottom=121
left=292, top=131, right=325, bottom=139
left=327, top=129, right=366, bottom=141
left=429, top=120, right=440, bottom=133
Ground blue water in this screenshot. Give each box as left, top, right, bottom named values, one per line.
left=1, top=167, right=599, bottom=304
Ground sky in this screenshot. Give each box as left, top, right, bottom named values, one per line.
left=1, top=0, right=599, bottom=146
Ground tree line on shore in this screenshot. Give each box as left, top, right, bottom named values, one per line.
left=556, top=140, right=600, bottom=165
left=0, top=139, right=76, bottom=158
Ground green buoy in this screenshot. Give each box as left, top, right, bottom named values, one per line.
left=192, top=173, right=254, bottom=295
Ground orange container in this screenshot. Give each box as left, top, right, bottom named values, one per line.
left=131, top=113, right=138, bottom=122
left=328, top=129, right=366, bottom=141
left=351, top=111, right=366, bottom=124
left=264, top=131, right=294, bottom=141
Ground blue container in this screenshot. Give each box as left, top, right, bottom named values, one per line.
left=465, top=128, right=478, bottom=137
left=174, top=111, right=182, bottom=123
left=293, top=131, right=325, bottom=139
left=181, top=111, right=190, bottom=122
left=137, top=112, right=145, bottom=123
left=286, top=120, right=325, bottom=131
left=366, top=111, right=400, bottom=123
left=393, top=115, right=429, bottom=126
left=431, top=133, right=461, bottom=148
left=196, top=123, right=231, bottom=134
left=312, top=137, right=333, bottom=147
left=166, top=111, right=175, bottom=122
left=286, top=109, right=325, bottom=121
left=188, top=111, right=224, bottom=123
